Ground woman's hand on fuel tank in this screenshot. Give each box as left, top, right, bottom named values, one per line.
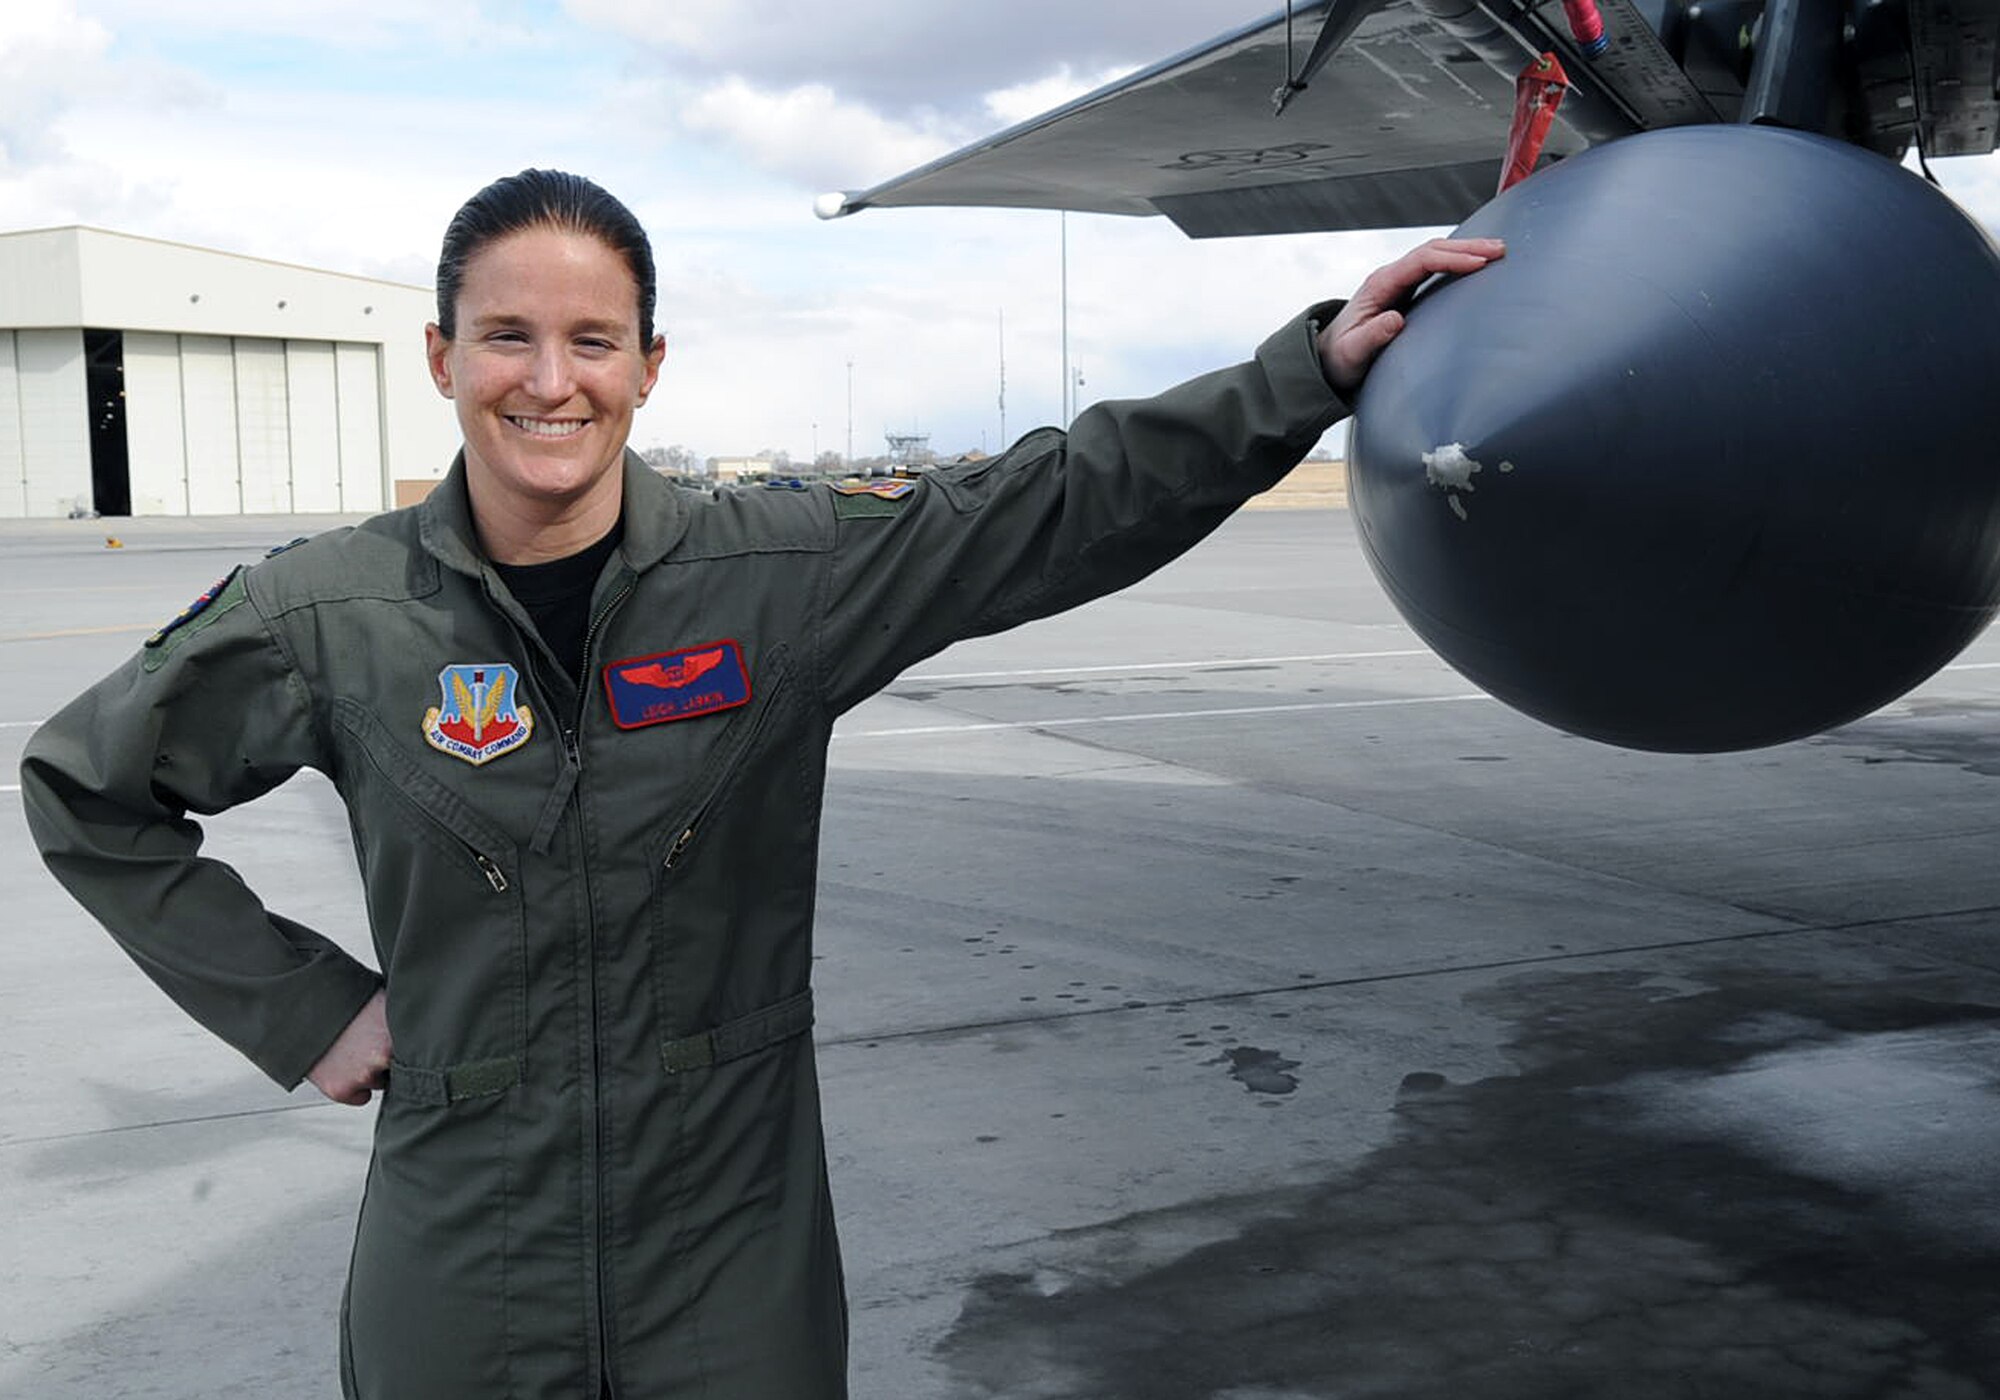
left=1317, top=236, right=1506, bottom=396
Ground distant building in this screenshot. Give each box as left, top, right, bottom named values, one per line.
left=707, top=451, right=803, bottom=484
left=0, top=225, right=457, bottom=518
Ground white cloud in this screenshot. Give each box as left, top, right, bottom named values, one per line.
left=559, top=0, right=1241, bottom=112
left=75, top=0, right=497, bottom=49
left=982, top=64, right=1137, bottom=127
left=620, top=202, right=1417, bottom=466
left=678, top=78, right=956, bottom=192
left=1927, top=155, right=2000, bottom=235
left=13, top=0, right=2000, bottom=477
left=0, top=1, right=115, bottom=168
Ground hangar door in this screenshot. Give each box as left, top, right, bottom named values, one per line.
left=121, top=332, right=386, bottom=516
left=0, top=329, right=91, bottom=519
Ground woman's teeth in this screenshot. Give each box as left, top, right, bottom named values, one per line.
left=508, top=417, right=587, bottom=438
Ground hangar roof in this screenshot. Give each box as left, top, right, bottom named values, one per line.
left=0, top=225, right=429, bottom=343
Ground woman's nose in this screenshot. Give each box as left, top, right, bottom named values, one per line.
left=524, top=344, right=574, bottom=401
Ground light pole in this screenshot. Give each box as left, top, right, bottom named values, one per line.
left=998, top=307, right=1007, bottom=449
left=1059, top=212, right=1070, bottom=424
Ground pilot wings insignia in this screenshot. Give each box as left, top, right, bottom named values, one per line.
left=603, top=640, right=751, bottom=730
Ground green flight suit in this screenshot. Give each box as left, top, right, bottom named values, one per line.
left=20, top=306, right=1349, bottom=1399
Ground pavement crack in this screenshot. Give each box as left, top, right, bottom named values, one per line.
left=1, top=1099, right=334, bottom=1151
left=818, top=921, right=1884, bottom=1052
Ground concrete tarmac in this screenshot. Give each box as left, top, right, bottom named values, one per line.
left=3, top=505, right=1997, bottom=1399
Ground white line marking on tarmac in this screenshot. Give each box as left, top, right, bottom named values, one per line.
left=904, top=650, right=1432, bottom=682
left=0, top=784, right=18, bottom=793
left=836, top=693, right=1491, bottom=740
left=5, top=656, right=2000, bottom=748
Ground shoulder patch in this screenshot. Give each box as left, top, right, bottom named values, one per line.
left=763, top=477, right=810, bottom=492
left=423, top=663, right=535, bottom=765
left=832, top=494, right=907, bottom=520
left=828, top=478, right=916, bottom=520
left=831, top=478, right=916, bottom=500
left=142, top=566, right=248, bottom=669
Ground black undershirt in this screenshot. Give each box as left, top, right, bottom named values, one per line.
left=491, top=522, right=625, bottom=684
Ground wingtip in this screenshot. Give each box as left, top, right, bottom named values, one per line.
left=813, top=192, right=854, bottom=221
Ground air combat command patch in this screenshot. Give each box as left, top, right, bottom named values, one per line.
left=422, top=663, right=535, bottom=765
left=603, top=641, right=751, bottom=730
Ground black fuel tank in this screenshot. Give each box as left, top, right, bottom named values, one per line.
left=1349, top=125, right=2000, bottom=751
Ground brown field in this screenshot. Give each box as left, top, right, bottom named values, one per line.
left=1243, top=458, right=1346, bottom=511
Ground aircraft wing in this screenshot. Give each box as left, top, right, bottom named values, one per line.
left=819, top=1, right=1685, bottom=237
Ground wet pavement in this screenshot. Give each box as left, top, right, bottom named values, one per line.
left=3, top=507, right=1997, bottom=1398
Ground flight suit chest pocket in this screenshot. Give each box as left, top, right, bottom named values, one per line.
left=641, top=643, right=797, bottom=875
left=331, top=698, right=527, bottom=1083
left=645, top=647, right=817, bottom=1033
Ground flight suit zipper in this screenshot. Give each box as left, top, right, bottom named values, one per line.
left=337, top=708, right=514, bottom=896
left=473, top=852, right=508, bottom=892
left=568, top=574, right=636, bottom=1400
left=663, top=823, right=696, bottom=870
left=478, top=562, right=634, bottom=1393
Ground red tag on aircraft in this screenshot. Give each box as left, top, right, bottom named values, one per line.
left=603, top=641, right=752, bottom=730
left=1501, top=53, right=1569, bottom=194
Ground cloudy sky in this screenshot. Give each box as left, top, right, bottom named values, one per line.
left=7, top=1, right=2000, bottom=465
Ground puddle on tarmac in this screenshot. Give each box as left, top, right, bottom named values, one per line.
left=936, top=965, right=2000, bottom=1399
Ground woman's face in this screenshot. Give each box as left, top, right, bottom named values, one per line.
left=425, top=224, right=666, bottom=514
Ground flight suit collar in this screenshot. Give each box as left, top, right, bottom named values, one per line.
left=417, top=449, right=692, bottom=578
left=614, top=451, right=694, bottom=570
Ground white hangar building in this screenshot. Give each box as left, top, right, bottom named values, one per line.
left=0, top=226, right=459, bottom=518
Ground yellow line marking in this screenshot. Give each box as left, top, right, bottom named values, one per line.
left=0, top=623, right=151, bottom=643
left=0, top=585, right=165, bottom=596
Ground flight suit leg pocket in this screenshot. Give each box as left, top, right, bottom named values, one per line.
left=344, top=1079, right=519, bottom=1399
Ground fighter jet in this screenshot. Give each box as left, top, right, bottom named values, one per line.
left=815, top=1, right=1997, bottom=237
left=819, top=3, right=2000, bottom=756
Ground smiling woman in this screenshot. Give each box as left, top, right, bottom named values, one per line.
left=18, top=164, right=1490, bottom=1400
left=423, top=170, right=667, bottom=564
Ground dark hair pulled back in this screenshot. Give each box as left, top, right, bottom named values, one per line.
left=435, top=169, right=658, bottom=345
